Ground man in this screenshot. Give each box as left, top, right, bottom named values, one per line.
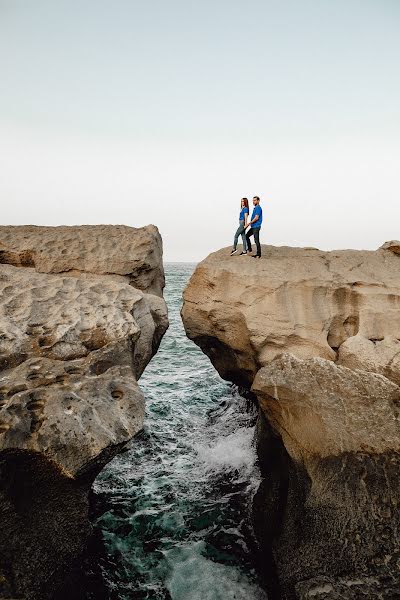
left=245, top=196, right=263, bottom=258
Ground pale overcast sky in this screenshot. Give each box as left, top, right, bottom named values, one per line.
left=0, top=0, right=399, bottom=261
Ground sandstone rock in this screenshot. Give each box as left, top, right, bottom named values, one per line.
left=0, top=225, right=168, bottom=599
left=253, top=354, right=400, bottom=461
left=380, top=240, right=400, bottom=255
left=182, top=244, right=400, bottom=387
left=182, top=242, right=400, bottom=599
left=338, top=334, right=400, bottom=386
left=253, top=354, right=399, bottom=595
left=0, top=224, right=165, bottom=296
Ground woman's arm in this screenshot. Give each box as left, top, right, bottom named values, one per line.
left=246, top=212, right=259, bottom=228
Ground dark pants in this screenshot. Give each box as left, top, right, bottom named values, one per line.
left=246, top=227, right=261, bottom=256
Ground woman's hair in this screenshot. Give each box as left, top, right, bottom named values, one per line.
left=241, top=198, right=249, bottom=208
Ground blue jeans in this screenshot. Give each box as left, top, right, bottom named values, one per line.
left=233, top=220, right=247, bottom=251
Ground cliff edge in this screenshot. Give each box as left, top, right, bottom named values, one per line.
left=182, top=243, right=400, bottom=599
left=0, top=225, right=168, bottom=599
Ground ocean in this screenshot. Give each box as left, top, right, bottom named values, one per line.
left=86, top=263, right=267, bottom=599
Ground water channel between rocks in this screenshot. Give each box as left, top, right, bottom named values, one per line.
left=86, top=263, right=267, bottom=600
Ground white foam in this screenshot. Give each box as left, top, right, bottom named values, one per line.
left=165, top=542, right=267, bottom=600
left=196, top=427, right=256, bottom=476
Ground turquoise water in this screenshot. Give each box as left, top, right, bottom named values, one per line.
left=91, top=263, right=267, bottom=599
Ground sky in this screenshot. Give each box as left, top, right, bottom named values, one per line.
left=0, top=0, right=399, bottom=261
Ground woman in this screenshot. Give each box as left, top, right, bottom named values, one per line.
left=231, top=198, right=249, bottom=255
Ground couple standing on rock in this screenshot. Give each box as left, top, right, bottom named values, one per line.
left=231, top=196, right=263, bottom=258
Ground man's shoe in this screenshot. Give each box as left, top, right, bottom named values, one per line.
left=252, top=255, right=261, bottom=259
left=230, top=249, right=237, bottom=256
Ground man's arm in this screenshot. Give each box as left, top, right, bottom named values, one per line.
left=245, top=214, right=259, bottom=228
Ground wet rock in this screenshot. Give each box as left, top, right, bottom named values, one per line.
left=295, top=575, right=400, bottom=599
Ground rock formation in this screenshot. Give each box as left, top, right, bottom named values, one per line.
left=0, top=225, right=168, bottom=599
left=182, top=243, right=400, bottom=599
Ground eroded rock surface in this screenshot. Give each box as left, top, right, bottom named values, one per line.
left=0, top=224, right=165, bottom=296
left=0, top=225, right=168, bottom=599
left=182, top=244, right=400, bottom=599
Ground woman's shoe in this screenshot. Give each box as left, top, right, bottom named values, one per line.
left=230, top=249, right=237, bottom=256
left=240, top=251, right=247, bottom=255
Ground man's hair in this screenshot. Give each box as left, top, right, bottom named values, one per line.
left=241, top=198, right=249, bottom=208
left=253, top=196, right=260, bottom=201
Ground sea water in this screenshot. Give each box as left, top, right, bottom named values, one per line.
left=89, top=263, right=267, bottom=599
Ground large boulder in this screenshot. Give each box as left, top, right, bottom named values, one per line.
left=182, top=243, right=400, bottom=599
left=0, top=225, right=168, bottom=599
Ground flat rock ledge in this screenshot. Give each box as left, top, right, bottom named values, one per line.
left=182, top=243, right=400, bottom=600
left=0, top=225, right=168, bottom=600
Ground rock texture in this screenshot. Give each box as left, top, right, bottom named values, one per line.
left=0, top=225, right=168, bottom=599
left=182, top=243, right=400, bottom=599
